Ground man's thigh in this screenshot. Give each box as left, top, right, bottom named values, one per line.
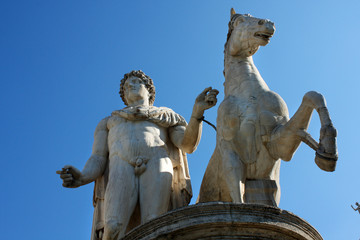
left=105, top=156, right=138, bottom=221
left=139, top=157, right=173, bottom=223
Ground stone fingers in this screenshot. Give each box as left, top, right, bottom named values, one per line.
left=201, top=87, right=213, bottom=95
left=63, top=182, right=74, bottom=188
left=56, top=165, right=81, bottom=188
left=196, top=87, right=212, bottom=102
left=60, top=173, right=74, bottom=182
left=56, top=170, right=75, bottom=187
left=64, top=165, right=82, bottom=179
left=205, top=89, right=219, bottom=107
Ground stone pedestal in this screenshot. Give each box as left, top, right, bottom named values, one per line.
left=245, top=179, right=278, bottom=206
left=123, top=202, right=322, bottom=240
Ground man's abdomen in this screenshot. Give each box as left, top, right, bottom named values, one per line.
left=108, top=120, right=170, bottom=167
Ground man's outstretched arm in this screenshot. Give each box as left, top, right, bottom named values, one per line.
left=170, top=87, right=218, bottom=153
left=57, top=117, right=109, bottom=188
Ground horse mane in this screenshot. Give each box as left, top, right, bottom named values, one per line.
left=223, top=13, right=252, bottom=76
left=224, top=13, right=252, bottom=49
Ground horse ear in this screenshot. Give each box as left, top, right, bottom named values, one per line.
left=230, top=8, right=236, bottom=18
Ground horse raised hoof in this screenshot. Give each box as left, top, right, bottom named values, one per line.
left=315, top=151, right=337, bottom=172
left=315, top=124, right=338, bottom=172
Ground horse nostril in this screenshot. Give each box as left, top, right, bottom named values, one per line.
left=258, top=19, right=265, bottom=25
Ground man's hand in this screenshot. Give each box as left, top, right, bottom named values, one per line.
left=193, top=87, right=219, bottom=118
left=56, top=165, right=83, bottom=188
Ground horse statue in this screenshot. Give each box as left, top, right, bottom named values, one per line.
left=198, top=9, right=338, bottom=206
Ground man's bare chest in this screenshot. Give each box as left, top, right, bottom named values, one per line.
left=107, top=115, right=168, bottom=144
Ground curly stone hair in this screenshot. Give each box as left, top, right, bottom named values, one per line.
left=119, top=70, right=156, bottom=106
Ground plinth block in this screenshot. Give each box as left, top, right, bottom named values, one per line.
left=123, top=202, right=322, bottom=240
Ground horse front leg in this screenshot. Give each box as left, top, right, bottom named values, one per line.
left=268, top=91, right=337, bottom=171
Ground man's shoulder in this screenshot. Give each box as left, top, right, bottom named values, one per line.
left=154, top=106, right=177, bottom=114
left=95, top=116, right=111, bottom=131
left=150, top=106, right=187, bottom=127
left=100, top=116, right=111, bottom=123
left=107, top=106, right=186, bottom=127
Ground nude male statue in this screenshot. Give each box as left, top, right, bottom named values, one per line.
left=57, top=70, right=218, bottom=240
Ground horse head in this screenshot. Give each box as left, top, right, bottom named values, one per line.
left=225, top=8, right=275, bottom=57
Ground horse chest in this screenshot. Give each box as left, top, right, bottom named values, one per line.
left=218, top=96, right=262, bottom=139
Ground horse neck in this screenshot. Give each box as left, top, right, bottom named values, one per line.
left=224, top=53, right=270, bottom=97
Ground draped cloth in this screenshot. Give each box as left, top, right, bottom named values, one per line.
left=90, top=106, right=192, bottom=240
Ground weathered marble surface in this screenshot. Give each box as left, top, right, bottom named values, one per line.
left=57, top=70, right=218, bottom=240
left=123, top=202, right=323, bottom=240
left=198, top=9, right=338, bottom=206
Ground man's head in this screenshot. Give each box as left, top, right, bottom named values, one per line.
left=119, top=70, right=156, bottom=106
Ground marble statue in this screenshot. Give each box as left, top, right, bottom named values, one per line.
left=57, top=70, right=218, bottom=240
left=351, top=202, right=360, bottom=214
left=198, top=9, right=338, bottom=206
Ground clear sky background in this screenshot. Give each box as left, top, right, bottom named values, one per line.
left=1, top=1, right=359, bottom=239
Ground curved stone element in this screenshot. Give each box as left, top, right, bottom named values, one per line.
left=123, top=202, right=322, bottom=240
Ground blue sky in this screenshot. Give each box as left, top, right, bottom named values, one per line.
left=1, top=1, right=359, bottom=239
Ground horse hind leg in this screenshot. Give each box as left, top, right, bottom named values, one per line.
left=218, top=140, right=246, bottom=203
left=198, top=147, right=222, bottom=203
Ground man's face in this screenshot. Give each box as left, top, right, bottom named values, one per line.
left=124, top=76, right=149, bottom=105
